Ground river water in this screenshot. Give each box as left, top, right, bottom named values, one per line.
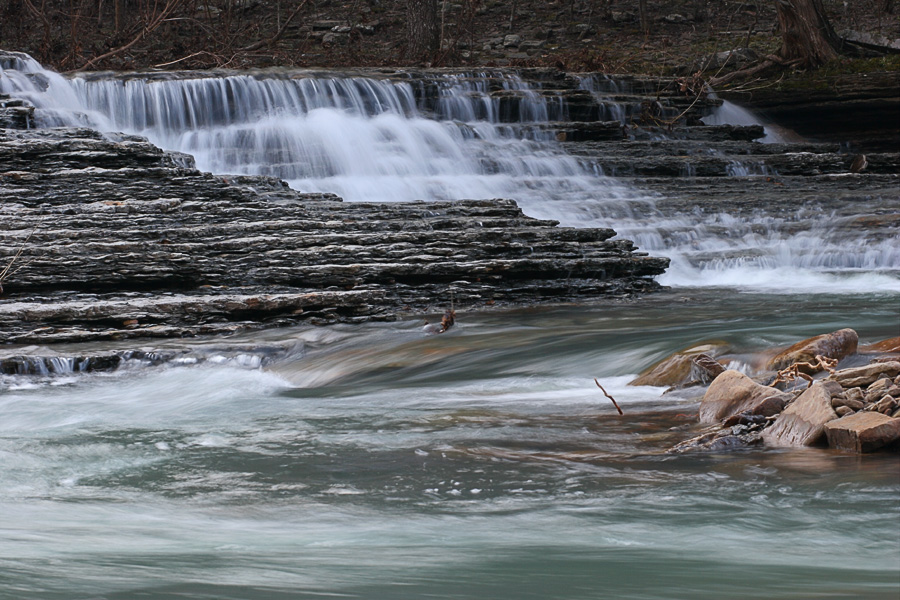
left=1, top=54, right=899, bottom=599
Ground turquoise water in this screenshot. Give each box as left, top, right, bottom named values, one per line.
left=2, top=292, right=898, bottom=599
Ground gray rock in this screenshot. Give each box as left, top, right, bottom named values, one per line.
left=0, top=127, right=667, bottom=343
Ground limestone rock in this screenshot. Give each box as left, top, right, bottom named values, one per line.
left=698, top=370, right=791, bottom=424
left=762, top=381, right=841, bottom=447
left=830, top=361, right=900, bottom=388
left=824, top=412, right=900, bottom=453
left=767, top=328, right=859, bottom=372
left=0, top=127, right=669, bottom=343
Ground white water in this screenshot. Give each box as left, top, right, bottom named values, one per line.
left=701, top=98, right=798, bottom=144
left=2, top=55, right=898, bottom=292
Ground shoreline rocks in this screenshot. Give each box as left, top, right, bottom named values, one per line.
left=671, top=330, right=900, bottom=454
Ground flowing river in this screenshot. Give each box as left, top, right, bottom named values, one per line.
left=1, top=53, right=899, bottom=599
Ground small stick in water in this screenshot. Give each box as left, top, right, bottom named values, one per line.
left=594, top=378, right=624, bottom=416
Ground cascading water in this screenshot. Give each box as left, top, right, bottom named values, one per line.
left=2, top=53, right=899, bottom=600
left=2, top=55, right=897, bottom=292
left=701, top=97, right=797, bottom=144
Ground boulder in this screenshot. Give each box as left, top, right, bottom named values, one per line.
left=766, top=328, right=859, bottom=372
left=762, top=381, right=841, bottom=447
left=860, top=336, right=900, bottom=353
left=698, top=370, right=791, bottom=424
left=630, top=342, right=727, bottom=387
left=824, top=412, right=900, bottom=453
left=829, top=361, right=900, bottom=388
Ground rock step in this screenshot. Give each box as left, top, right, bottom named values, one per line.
left=569, top=145, right=900, bottom=178
left=0, top=126, right=667, bottom=342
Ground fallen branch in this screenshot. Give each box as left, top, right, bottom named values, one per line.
left=594, top=378, right=623, bottom=415
left=153, top=51, right=226, bottom=69
left=709, top=55, right=803, bottom=88
left=770, top=354, right=839, bottom=388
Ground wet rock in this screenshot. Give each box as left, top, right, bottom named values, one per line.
left=766, top=328, right=859, bottom=373
left=721, top=71, right=900, bottom=153
left=824, top=412, right=900, bottom=453
left=698, top=370, right=791, bottom=424
left=860, top=336, right=900, bottom=353
left=691, top=353, right=726, bottom=384
left=829, top=361, right=900, bottom=388
left=762, top=381, right=841, bottom=447
left=629, top=342, right=727, bottom=387
left=0, top=127, right=668, bottom=343
left=669, top=423, right=764, bottom=453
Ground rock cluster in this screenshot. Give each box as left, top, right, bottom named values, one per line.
left=669, top=330, right=900, bottom=454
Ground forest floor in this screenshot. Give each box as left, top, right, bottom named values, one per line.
left=2, top=0, right=898, bottom=81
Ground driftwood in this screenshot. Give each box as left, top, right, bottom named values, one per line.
left=594, top=378, right=624, bottom=415
left=770, top=354, right=839, bottom=388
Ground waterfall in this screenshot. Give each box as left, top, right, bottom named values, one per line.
left=701, top=98, right=798, bottom=144
left=1, top=54, right=897, bottom=292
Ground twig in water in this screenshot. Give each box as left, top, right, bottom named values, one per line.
left=594, top=378, right=624, bottom=415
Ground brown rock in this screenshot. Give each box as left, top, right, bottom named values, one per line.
left=691, top=353, right=726, bottom=383
left=860, top=336, right=900, bottom=353
left=767, top=328, right=858, bottom=373
left=844, top=387, right=865, bottom=402
left=832, top=396, right=865, bottom=411
left=824, top=412, right=900, bottom=453
left=762, top=382, right=840, bottom=447
left=867, top=395, right=898, bottom=415
left=629, top=342, right=728, bottom=387
left=835, top=405, right=854, bottom=417
left=864, top=378, right=892, bottom=402
left=830, top=361, right=900, bottom=388
left=698, top=370, right=791, bottom=424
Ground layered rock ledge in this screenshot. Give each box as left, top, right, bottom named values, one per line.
left=0, top=126, right=667, bottom=343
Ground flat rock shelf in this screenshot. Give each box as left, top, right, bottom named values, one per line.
left=0, top=127, right=667, bottom=344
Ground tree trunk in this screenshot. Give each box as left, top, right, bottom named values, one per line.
left=638, top=0, right=649, bottom=34
left=406, top=0, right=438, bottom=64
left=775, top=0, right=841, bottom=67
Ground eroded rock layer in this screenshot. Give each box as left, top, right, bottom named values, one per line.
left=0, top=127, right=667, bottom=343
